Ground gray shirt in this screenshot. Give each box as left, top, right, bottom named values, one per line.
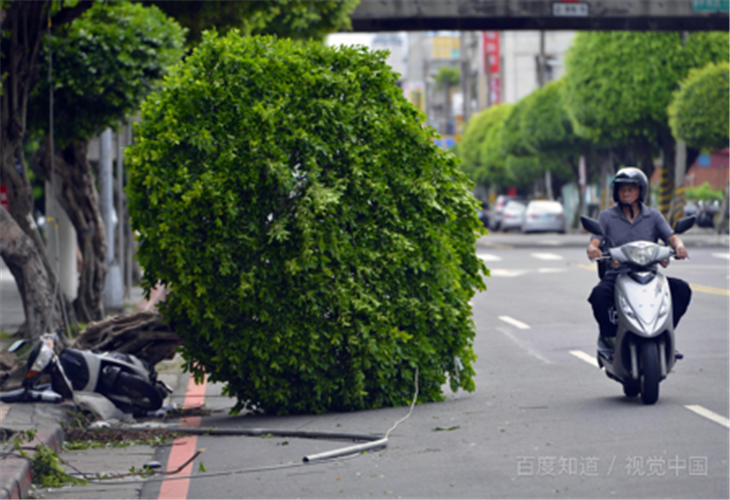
left=592, top=204, right=674, bottom=275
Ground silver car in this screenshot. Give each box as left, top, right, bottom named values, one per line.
left=521, top=200, right=566, bottom=234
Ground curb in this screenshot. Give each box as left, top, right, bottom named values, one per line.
left=0, top=426, right=64, bottom=500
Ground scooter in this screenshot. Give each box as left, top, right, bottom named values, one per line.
left=581, top=215, right=695, bottom=405
left=0, top=331, right=171, bottom=416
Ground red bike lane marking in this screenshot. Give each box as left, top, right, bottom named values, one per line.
left=158, top=374, right=207, bottom=500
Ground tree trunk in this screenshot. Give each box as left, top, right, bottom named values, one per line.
left=1, top=2, right=95, bottom=335
left=31, top=138, right=108, bottom=322
left=658, top=135, right=676, bottom=220
left=0, top=206, right=63, bottom=338
left=0, top=2, right=61, bottom=339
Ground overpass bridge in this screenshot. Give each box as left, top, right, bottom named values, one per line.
left=350, top=0, right=729, bottom=32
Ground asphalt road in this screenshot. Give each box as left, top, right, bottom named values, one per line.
left=140, top=245, right=729, bottom=499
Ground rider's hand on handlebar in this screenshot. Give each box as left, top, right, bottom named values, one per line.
left=674, top=244, right=688, bottom=260
left=587, top=245, right=603, bottom=260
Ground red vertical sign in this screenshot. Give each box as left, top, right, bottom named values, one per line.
left=0, top=185, right=8, bottom=211
left=483, top=31, right=501, bottom=105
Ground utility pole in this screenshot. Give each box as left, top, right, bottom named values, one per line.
left=461, top=31, right=470, bottom=127
left=537, top=31, right=553, bottom=200
left=669, top=31, right=690, bottom=227
left=100, top=128, right=123, bottom=312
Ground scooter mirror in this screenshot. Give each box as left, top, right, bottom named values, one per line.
left=8, top=340, right=26, bottom=353
left=580, top=216, right=604, bottom=237
left=673, top=215, right=696, bottom=235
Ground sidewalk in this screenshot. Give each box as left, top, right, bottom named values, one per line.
left=0, top=276, right=184, bottom=500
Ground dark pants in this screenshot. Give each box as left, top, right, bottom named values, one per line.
left=588, top=274, right=692, bottom=338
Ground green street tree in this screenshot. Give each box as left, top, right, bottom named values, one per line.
left=1, top=0, right=93, bottom=338
left=563, top=31, right=729, bottom=215
left=459, top=103, right=513, bottom=191
left=669, top=61, right=730, bottom=233
left=27, top=1, right=186, bottom=323
left=500, top=99, right=543, bottom=191
left=126, top=33, right=486, bottom=415
left=2, top=0, right=358, bottom=339
left=520, top=78, right=595, bottom=219
left=668, top=61, right=729, bottom=152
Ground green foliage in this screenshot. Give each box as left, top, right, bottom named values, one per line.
left=685, top=182, right=725, bottom=203
left=150, top=0, right=358, bottom=46
left=11, top=430, right=86, bottom=488
left=434, top=66, right=460, bottom=90
left=127, top=33, right=486, bottom=415
left=459, top=104, right=513, bottom=190
left=563, top=32, right=729, bottom=148
left=668, top=62, right=729, bottom=151
left=500, top=100, right=544, bottom=187
left=28, top=1, right=186, bottom=146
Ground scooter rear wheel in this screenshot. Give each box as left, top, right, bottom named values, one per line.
left=111, top=372, right=163, bottom=414
left=640, top=343, right=660, bottom=405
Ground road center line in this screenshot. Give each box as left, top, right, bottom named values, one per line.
left=498, top=315, right=530, bottom=330
left=570, top=350, right=599, bottom=368
left=689, top=283, right=729, bottom=296
left=531, top=252, right=563, bottom=261
left=685, top=405, right=730, bottom=429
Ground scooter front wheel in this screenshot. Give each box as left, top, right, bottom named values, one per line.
left=640, top=343, right=660, bottom=405
left=111, top=372, right=163, bottom=414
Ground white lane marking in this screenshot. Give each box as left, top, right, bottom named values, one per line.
left=570, top=350, right=599, bottom=368
left=1, top=269, right=14, bottom=282
left=477, top=253, right=502, bottom=262
left=490, top=269, right=528, bottom=278
left=498, top=315, right=530, bottom=330
left=685, top=405, right=730, bottom=429
left=538, top=268, right=567, bottom=274
left=712, top=253, right=729, bottom=260
left=531, top=252, right=564, bottom=261
left=499, top=327, right=551, bottom=364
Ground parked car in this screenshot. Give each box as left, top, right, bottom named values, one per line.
left=500, top=200, right=527, bottom=232
left=488, top=195, right=526, bottom=231
left=521, top=200, right=566, bottom=234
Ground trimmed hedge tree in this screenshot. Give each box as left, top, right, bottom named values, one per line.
left=668, top=62, right=729, bottom=152
left=127, top=32, right=486, bottom=415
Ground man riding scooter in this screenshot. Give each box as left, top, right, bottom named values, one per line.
left=586, top=167, right=692, bottom=358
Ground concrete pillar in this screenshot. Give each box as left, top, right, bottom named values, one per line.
left=45, top=184, right=78, bottom=302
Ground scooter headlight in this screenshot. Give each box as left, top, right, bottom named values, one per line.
left=622, top=243, right=658, bottom=266
left=27, top=347, right=53, bottom=379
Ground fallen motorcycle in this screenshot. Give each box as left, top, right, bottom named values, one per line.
left=0, top=331, right=171, bottom=416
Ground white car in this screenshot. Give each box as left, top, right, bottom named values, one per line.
left=521, top=200, right=566, bottom=234
left=500, top=200, right=527, bottom=232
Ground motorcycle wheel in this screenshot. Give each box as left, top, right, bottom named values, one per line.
left=111, top=372, right=163, bottom=413
left=640, top=343, right=660, bottom=405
